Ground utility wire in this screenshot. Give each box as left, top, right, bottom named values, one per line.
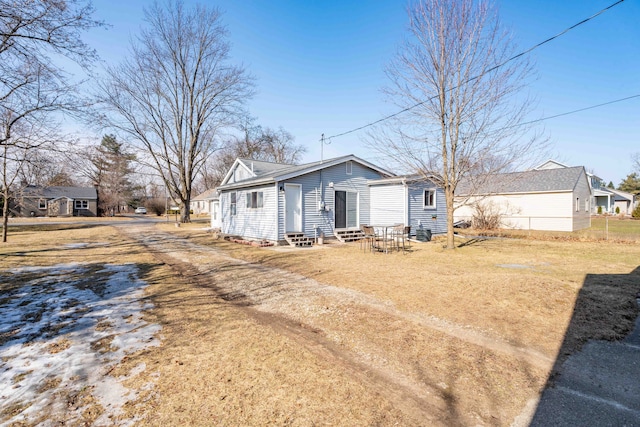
left=513, top=94, right=640, bottom=128
left=325, top=0, right=626, bottom=141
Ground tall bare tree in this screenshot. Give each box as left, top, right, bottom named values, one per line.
left=369, top=0, right=542, bottom=249
left=0, top=0, right=101, bottom=241
left=97, top=0, right=254, bottom=223
left=198, top=121, right=306, bottom=190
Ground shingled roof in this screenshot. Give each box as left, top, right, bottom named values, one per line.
left=22, top=185, right=98, bottom=199
left=219, top=155, right=393, bottom=191
left=457, top=166, right=586, bottom=195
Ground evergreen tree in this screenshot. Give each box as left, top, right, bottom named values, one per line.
left=90, top=135, right=137, bottom=215
left=618, top=173, right=640, bottom=195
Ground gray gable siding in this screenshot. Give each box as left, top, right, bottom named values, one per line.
left=277, top=161, right=384, bottom=240
left=572, top=168, right=592, bottom=230
left=407, top=184, right=447, bottom=235
left=220, top=184, right=277, bottom=241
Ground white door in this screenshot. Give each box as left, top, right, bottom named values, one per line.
left=210, top=201, right=220, bottom=228
left=285, top=184, right=302, bottom=232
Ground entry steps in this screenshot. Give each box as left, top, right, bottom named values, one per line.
left=335, top=229, right=364, bottom=243
left=284, top=233, right=313, bottom=247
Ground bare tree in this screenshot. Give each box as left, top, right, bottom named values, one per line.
left=200, top=122, right=306, bottom=189
left=97, top=0, right=254, bottom=223
left=0, top=1, right=101, bottom=241
left=369, top=0, right=542, bottom=249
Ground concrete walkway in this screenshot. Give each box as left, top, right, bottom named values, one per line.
left=530, top=299, right=640, bottom=426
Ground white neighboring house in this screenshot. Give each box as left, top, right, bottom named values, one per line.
left=190, top=188, right=218, bottom=216
left=454, top=164, right=592, bottom=232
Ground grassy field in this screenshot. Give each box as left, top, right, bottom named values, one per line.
left=1, top=221, right=639, bottom=425
left=174, top=224, right=639, bottom=359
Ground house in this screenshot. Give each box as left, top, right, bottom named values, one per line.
left=190, top=188, right=218, bottom=216
left=368, top=175, right=447, bottom=237
left=20, top=185, right=98, bottom=217
left=538, top=160, right=637, bottom=216
left=217, top=155, right=393, bottom=244
left=454, top=165, right=592, bottom=232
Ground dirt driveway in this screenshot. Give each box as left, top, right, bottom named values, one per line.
left=117, top=224, right=551, bottom=426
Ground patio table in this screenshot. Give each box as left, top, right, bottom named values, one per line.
left=371, top=224, right=401, bottom=253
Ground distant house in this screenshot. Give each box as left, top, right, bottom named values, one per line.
left=190, top=188, right=218, bottom=216
left=541, top=161, right=637, bottom=216
left=20, top=185, right=98, bottom=217
left=217, top=155, right=393, bottom=244
left=368, top=175, right=447, bottom=236
left=454, top=165, right=592, bottom=232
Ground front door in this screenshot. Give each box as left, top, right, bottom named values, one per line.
left=285, top=184, right=302, bottom=232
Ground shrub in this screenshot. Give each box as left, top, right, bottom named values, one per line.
left=472, top=201, right=503, bottom=229
left=597, top=205, right=603, bottom=215
left=632, top=205, right=640, bottom=218
left=615, top=206, right=620, bottom=215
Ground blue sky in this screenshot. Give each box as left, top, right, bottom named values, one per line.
left=85, top=0, right=640, bottom=185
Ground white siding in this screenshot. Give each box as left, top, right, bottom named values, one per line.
left=370, top=184, right=405, bottom=225
left=455, top=192, right=577, bottom=232
left=220, top=185, right=277, bottom=240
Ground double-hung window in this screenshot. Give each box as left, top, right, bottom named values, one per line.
left=74, top=200, right=88, bottom=210
left=246, top=191, right=263, bottom=209
left=230, top=192, right=237, bottom=216
left=38, top=200, right=47, bottom=209
left=424, top=189, right=436, bottom=209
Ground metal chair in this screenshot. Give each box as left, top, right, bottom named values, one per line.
left=360, top=225, right=376, bottom=252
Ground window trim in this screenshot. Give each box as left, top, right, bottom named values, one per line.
left=230, top=192, right=237, bottom=216
left=423, top=189, right=436, bottom=209
left=245, top=191, right=264, bottom=209
left=74, top=200, right=88, bottom=210
left=38, top=199, right=47, bottom=209
left=346, top=161, right=352, bottom=175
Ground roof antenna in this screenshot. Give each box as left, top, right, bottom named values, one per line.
left=320, top=133, right=331, bottom=164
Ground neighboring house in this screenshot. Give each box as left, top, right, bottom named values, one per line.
left=539, top=160, right=637, bottom=215
left=368, top=175, right=447, bottom=236
left=190, top=188, right=218, bottom=216
left=609, top=188, right=637, bottom=215
left=454, top=165, right=592, bottom=232
left=20, top=185, right=98, bottom=217
left=217, top=155, right=393, bottom=244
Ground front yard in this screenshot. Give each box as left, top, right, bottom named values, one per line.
left=0, top=222, right=638, bottom=425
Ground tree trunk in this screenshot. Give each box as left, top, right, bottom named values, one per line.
left=2, top=188, right=9, bottom=243
left=445, top=186, right=455, bottom=250
left=180, top=200, right=191, bottom=223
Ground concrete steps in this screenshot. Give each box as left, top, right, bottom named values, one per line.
left=284, top=233, right=313, bottom=247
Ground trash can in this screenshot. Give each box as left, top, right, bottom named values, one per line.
left=416, top=229, right=432, bottom=242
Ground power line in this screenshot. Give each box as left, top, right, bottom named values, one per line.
left=514, top=94, right=640, bottom=128
left=325, top=0, right=626, bottom=141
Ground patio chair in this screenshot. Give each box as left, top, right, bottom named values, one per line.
left=360, top=225, right=376, bottom=252
left=391, top=224, right=406, bottom=253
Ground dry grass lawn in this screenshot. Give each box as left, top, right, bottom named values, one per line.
left=1, top=222, right=638, bottom=426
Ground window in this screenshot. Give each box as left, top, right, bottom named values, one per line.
left=585, top=198, right=590, bottom=213
left=346, top=161, right=352, bottom=175
left=246, top=191, right=263, bottom=209
left=230, top=192, right=237, bottom=216
left=575, top=198, right=579, bottom=212
left=74, top=200, right=88, bottom=210
left=38, top=200, right=46, bottom=209
left=424, top=189, right=436, bottom=209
